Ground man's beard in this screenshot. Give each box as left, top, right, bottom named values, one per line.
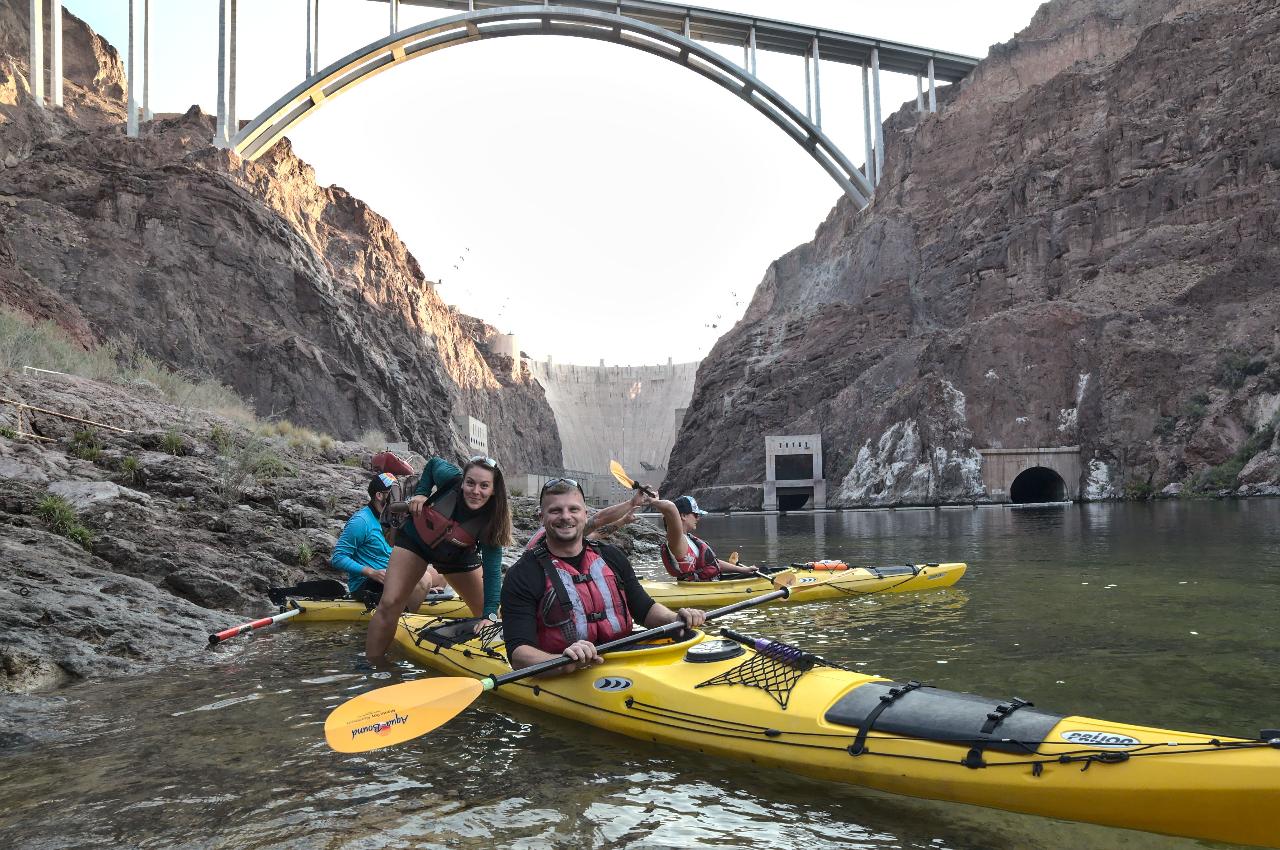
left=546, top=519, right=582, bottom=542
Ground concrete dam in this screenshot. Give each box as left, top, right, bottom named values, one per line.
left=527, top=359, right=699, bottom=497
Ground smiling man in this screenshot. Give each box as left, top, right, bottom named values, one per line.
left=500, top=478, right=706, bottom=672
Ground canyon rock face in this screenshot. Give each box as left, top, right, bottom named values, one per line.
left=0, top=0, right=560, bottom=472
left=0, top=372, right=661, bottom=696
left=667, top=0, right=1280, bottom=507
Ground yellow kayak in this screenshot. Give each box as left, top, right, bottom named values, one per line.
left=282, top=562, right=966, bottom=622
left=385, top=616, right=1280, bottom=848
left=645, top=562, right=966, bottom=608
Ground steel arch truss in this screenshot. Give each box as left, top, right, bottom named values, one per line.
left=231, top=5, right=875, bottom=207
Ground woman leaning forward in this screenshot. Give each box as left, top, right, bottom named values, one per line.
left=365, top=455, right=513, bottom=661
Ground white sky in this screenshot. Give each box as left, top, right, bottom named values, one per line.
left=64, top=1, right=1044, bottom=366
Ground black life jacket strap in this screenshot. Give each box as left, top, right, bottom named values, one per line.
left=532, top=543, right=575, bottom=618
left=848, top=680, right=928, bottom=756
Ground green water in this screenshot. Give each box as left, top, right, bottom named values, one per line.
left=2, top=501, right=1277, bottom=849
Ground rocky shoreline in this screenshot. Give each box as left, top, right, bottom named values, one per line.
left=0, top=370, right=663, bottom=707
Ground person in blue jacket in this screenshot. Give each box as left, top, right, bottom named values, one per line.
left=365, top=455, right=514, bottom=661
left=331, top=473, right=435, bottom=609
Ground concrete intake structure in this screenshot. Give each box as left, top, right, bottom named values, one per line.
left=528, top=359, right=698, bottom=494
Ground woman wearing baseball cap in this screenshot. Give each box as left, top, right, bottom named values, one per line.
left=651, top=495, right=757, bottom=581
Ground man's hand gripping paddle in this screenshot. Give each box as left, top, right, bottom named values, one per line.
left=324, top=572, right=798, bottom=753
left=609, top=460, right=656, bottom=498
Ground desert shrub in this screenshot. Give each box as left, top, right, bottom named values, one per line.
left=1123, top=480, right=1154, bottom=500
left=216, top=435, right=293, bottom=505
left=161, top=428, right=185, bottom=456
left=1183, top=392, right=1211, bottom=421
left=34, top=495, right=93, bottom=548
left=1216, top=351, right=1267, bottom=390
left=359, top=429, right=387, bottom=452
left=209, top=424, right=234, bottom=453
left=68, top=429, right=102, bottom=463
left=0, top=307, right=255, bottom=421
left=118, top=455, right=145, bottom=486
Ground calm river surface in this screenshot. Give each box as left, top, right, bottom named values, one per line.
left=2, top=501, right=1278, bottom=849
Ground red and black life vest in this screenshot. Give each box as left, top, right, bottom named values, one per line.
left=411, top=483, right=487, bottom=565
left=661, top=533, right=719, bottom=581
left=534, top=542, right=632, bottom=654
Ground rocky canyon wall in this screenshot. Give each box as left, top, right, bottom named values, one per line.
left=666, top=0, right=1280, bottom=507
left=0, top=0, right=561, bottom=472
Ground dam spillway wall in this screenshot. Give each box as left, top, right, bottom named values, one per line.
left=528, top=359, right=699, bottom=490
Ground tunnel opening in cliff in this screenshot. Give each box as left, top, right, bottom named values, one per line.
left=776, top=487, right=814, bottom=511
left=1009, top=467, right=1068, bottom=504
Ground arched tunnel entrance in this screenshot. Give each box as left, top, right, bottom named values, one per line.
left=1009, top=466, right=1068, bottom=503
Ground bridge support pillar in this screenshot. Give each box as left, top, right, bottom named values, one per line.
left=390, top=0, right=399, bottom=34
left=126, top=0, right=139, bottom=136
left=306, top=0, right=319, bottom=78
left=143, top=0, right=152, bottom=120
left=916, top=75, right=923, bottom=111
left=862, top=63, right=874, bottom=186
left=927, top=58, right=937, bottom=112
left=871, top=47, right=884, bottom=186
left=50, top=0, right=63, bottom=107
left=214, top=0, right=237, bottom=148
left=812, top=36, right=822, bottom=128
left=748, top=25, right=756, bottom=75
left=803, top=49, right=812, bottom=121
left=28, top=0, right=43, bottom=107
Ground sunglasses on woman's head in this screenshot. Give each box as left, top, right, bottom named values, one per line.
left=468, top=455, right=499, bottom=470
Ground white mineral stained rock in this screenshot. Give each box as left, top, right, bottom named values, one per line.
left=837, top=420, right=985, bottom=506
left=1083, top=459, right=1116, bottom=500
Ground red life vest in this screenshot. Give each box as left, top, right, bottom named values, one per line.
left=661, top=533, right=719, bottom=581
left=534, top=542, right=632, bottom=653
left=411, top=483, right=486, bottom=564
left=525, top=526, right=546, bottom=552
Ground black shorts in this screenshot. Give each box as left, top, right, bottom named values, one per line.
left=393, top=531, right=481, bottom=575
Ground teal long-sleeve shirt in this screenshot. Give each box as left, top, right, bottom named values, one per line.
left=331, top=505, right=391, bottom=593
left=414, top=457, right=504, bottom=619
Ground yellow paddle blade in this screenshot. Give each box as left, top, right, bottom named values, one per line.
left=727, top=551, right=740, bottom=564
left=609, top=459, right=635, bottom=490
left=324, top=677, right=484, bottom=753
left=772, top=571, right=797, bottom=588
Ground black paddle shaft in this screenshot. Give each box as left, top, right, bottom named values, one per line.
left=489, top=584, right=793, bottom=687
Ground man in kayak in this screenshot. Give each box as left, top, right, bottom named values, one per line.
left=332, top=473, right=438, bottom=609
left=522, top=485, right=652, bottom=551
left=502, top=478, right=707, bottom=672
left=652, top=495, right=757, bottom=581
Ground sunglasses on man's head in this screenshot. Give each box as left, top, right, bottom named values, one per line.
left=539, top=477, right=584, bottom=498
left=468, top=455, right=500, bottom=470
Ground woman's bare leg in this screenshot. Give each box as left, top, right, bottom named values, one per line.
left=365, top=546, right=428, bottom=660
left=443, top=568, right=486, bottom=620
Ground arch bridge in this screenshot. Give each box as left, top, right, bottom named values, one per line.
left=27, top=1, right=979, bottom=207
